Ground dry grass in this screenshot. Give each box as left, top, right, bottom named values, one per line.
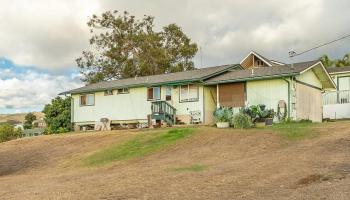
left=0, top=121, right=350, bottom=199
left=0, top=112, right=44, bottom=123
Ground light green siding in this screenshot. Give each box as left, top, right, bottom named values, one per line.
left=296, top=69, right=322, bottom=88
left=331, top=72, right=350, bottom=90
left=72, top=85, right=205, bottom=124
left=246, top=79, right=288, bottom=111
left=72, top=87, right=151, bottom=124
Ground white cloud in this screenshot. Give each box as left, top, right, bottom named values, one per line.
left=1, top=0, right=350, bottom=70
left=0, top=68, right=82, bottom=111
left=1, top=0, right=350, bottom=113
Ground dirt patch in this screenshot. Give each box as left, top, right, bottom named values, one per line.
left=297, top=174, right=324, bottom=185
left=0, top=122, right=350, bottom=199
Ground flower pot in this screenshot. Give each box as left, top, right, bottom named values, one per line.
left=255, top=122, right=266, bottom=127
left=265, top=118, right=273, bottom=126
left=216, top=122, right=230, bottom=128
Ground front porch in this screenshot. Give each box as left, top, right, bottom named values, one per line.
left=323, top=90, right=350, bottom=119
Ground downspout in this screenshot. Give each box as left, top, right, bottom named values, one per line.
left=216, top=84, right=220, bottom=108
left=282, top=78, right=291, bottom=119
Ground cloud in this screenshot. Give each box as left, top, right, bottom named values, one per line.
left=1, top=0, right=350, bottom=70
left=1, top=0, right=350, bottom=114
left=0, top=60, right=82, bottom=113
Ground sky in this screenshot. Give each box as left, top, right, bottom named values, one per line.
left=1, top=0, right=350, bottom=114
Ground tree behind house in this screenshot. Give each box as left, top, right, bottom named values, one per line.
left=24, top=113, right=36, bottom=129
left=320, top=53, right=350, bottom=67
left=76, top=10, right=198, bottom=84
left=43, top=96, right=72, bottom=134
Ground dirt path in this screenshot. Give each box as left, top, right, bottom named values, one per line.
left=0, top=122, right=349, bottom=199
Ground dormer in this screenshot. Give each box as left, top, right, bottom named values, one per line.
left=240, top=51, right=283, bottom=69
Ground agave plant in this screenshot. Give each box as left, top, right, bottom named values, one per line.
left=213, top=107, right=233, bottom=122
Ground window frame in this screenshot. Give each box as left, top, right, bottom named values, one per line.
left=179, top=84, right=199, bottom=103
left=165, top=86, right=172, bottom=101
left=80, top=94, right=95, bottom=106
left=117, top=88, right=129, bottom=94
left=337, top=76, right=350, bottom=91
left=147, top=86, right=161, bottom=101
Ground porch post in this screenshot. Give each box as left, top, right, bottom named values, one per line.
left=216, top=84, right=220, bottom=108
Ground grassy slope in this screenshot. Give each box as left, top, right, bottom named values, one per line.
left=85, top=122, right=319, bottom=166
left=268, top=122, right=320, bottom=140
left=84, top=128, right=195, bottom=166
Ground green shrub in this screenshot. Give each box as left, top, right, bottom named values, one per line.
left=213, top=107, right=233, bottom=122
left=0, top=124, right=21, bottom=143
left=240, top=104, right=274, bottom=122
left=232, top=113, right=252, bottom=129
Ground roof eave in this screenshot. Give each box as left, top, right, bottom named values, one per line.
left=60, top=65, right=239, bottom=95
left=204, top=72, right=300, bottom=85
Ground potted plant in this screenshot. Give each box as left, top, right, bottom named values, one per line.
left=262, top=109, right=275, bottom=126
left=240, top=104, right=274, bottom=127
left=213, top=107, right=233, bottom=128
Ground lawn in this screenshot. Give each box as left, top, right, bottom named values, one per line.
left=1, top=121, right=350, bottom=199
left=267, top=121, right=320, bottom=140
left=84, top=128, right=195, bottom=166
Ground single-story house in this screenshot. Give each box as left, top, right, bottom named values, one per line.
left=22, top=128, right=45, bottom=137
left=323, top=66, right=350, bottom=119
left=61, top=51, right=335, bottom=130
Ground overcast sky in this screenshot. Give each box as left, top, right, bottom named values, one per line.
left=1, top=0, right=350, bottom=113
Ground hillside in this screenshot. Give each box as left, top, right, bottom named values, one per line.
left=0, top=112, right=45, bottom=123
left=0, top=122, right=349, bottom=199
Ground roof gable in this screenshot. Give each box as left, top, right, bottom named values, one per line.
left=240, top=51, right=284, bottom=69
left=300, top=62, right=336, bottom=89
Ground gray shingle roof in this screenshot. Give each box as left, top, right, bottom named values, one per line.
left=326, top=66, right=350, bottom=74
left=61, top=64, right=238, bottom=94
left=205, top=60, right=319, bottom=84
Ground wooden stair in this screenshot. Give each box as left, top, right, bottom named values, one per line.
left=151, top=101, right=176, bottom=127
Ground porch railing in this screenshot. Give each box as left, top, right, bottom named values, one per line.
left=151, top=101, right=176, bottom=125
left=323, top=90, right=350, bottom=105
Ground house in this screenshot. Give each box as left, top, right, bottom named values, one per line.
left=32, top=118, right=47, bottom=128
left=323, top=66, right=350, bottom=119
left=22, top=128, right=45, bottom=137
left=61, top=51, right=335, bottom=130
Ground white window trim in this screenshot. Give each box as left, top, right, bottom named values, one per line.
left=80, top=94, right=95, bottom=106
left=148, top=87, right=161, bottom=101
left=179, top=84, right=199, bottom=103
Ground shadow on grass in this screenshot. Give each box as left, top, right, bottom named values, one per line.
left=84, top=128, right=195, bottom=166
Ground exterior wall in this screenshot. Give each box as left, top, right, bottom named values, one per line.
left=72, top=87, right=151, bottom=124
left=296, top=69, right=322, bottom=89
left=246, top=79, right=289, bottom=112
left=295, top=83, right=322, bottom=122
left=203, top=86, right=217, bottom=125
left=330, top=72, right=350, bottom=88
left=171, top=85, right=204, bottom=124
left=72, top=84, right=205, bottom=125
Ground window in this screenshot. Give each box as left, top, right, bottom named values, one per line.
left=165, top=87, right=172, bottom=101
left=256, top=60, right=264, bottom=66
left=147, top=87, right=161, bottom=101
left=80, top=94, right=95, bottom=106
left=338, top=77, right=350, bottom=91
left=117, top=88, right=129, bottom=94
left=104, top=90, right=113, bottom=96
left=180, top=84, right=198, bottom=102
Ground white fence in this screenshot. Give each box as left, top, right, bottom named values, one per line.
left=323, top=90, right=350, bottom=119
